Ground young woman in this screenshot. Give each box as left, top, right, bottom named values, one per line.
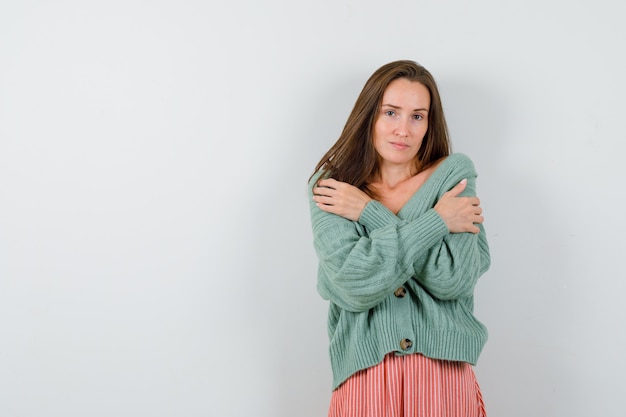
left=308, top=60, right=491, bottom=417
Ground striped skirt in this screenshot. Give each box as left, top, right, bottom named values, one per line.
left=328, top=353, right=486, bottom=417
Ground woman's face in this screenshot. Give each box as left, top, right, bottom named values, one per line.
left=372, top=78, right=430, bottom=169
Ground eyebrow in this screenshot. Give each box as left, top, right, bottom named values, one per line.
left=382, top=104, right=429, bottom=112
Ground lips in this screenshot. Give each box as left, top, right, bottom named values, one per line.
left=390, top=142, right=409, bottom=150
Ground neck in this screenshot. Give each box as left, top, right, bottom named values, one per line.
left=376, top=163, right=419, bottom=189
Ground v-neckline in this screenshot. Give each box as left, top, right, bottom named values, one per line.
left=395, top=155, right=453, bottom=219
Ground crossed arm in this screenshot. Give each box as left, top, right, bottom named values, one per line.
left=312, top=177, right=484, bottom=234
left=309, top=167, right=489, bottom=311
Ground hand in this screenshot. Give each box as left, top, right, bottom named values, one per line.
left=434, top=179, right=484, bottom=234
left=313, top=178, right=372, bottom=221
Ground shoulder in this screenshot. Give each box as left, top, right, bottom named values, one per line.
left=445, top=152, right=475, bottom=167
left=308, top=170, right=328, bottom=190
left=308, top=170, right=321, bottom=187
left=441, top=153, right=477, bottom=176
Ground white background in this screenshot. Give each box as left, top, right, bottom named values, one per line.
left=1, top=1, right=624, bottom=416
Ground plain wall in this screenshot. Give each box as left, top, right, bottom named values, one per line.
left=1, top=1, right=624, bottom=416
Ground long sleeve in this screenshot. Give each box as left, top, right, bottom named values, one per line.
left=309, top=173, right=449, bottom=313
left=410, top=171, right=490, bottom=300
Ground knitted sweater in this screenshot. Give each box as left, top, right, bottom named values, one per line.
left=308, top=153, right=491, bottom=390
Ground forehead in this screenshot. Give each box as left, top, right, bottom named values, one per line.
left=382, top=78, right=430, bottom=108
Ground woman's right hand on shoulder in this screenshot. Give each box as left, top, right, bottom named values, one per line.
left=434, top=179, right=484, bottom=234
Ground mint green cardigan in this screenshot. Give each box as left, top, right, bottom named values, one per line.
left=309, top=153, right=491, bottom=390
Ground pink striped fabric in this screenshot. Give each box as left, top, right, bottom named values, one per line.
left=328, top=353, right=486, bottom=417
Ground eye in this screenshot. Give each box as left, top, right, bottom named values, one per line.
left=384, top=110, right=396, bottom=117
left=413, top=114, right=424, bottom=121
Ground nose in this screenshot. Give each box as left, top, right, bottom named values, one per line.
left=394, top=117, right=409, bottom=137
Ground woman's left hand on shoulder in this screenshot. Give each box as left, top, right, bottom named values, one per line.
left=313, top=178, right=372, bottom=222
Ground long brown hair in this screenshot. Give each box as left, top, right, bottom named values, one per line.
left=310, top=60, right=451, bottom=197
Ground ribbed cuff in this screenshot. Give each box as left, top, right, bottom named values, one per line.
left=404, top=209, right=449, bottom=245
left=358, top=200, right=401, bottom=230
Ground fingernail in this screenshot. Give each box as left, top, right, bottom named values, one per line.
left=460, top=178, right=467, bottom=184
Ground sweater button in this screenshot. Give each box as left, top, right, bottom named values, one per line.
left=394, top=287, right=406, bottom=298
left=400, top=338, right=413, bottom=350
